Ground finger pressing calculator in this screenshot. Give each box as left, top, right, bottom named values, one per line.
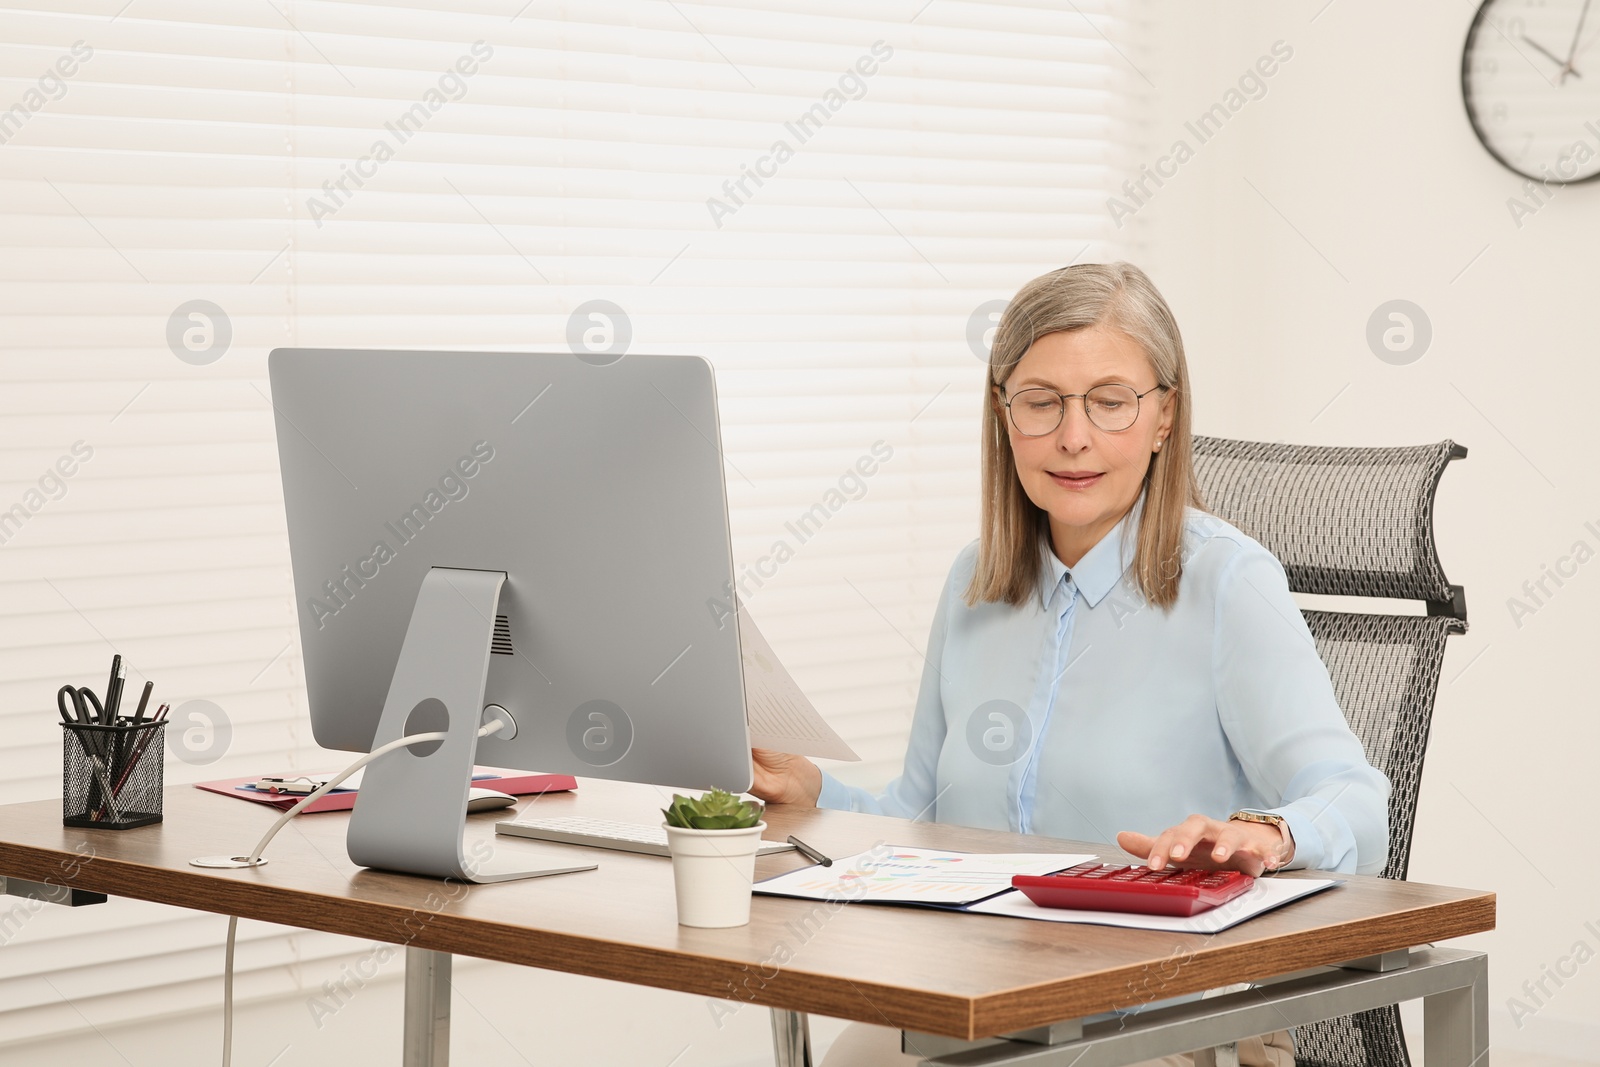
left=1011, top=862, right=1256, bottom=917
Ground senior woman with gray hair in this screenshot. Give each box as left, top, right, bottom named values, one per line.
left=751, top=261, right=1389, bottom=1067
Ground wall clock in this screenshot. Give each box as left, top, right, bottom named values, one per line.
left=1463, top=0, right=1600, bottom=183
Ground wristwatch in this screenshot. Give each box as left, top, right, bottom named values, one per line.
left=1228, top=808, right=1295, bottom=872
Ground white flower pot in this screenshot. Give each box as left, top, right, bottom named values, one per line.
left=663, top=821, right=766, bottom=928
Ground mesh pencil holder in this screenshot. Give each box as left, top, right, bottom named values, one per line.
left=62, top=721, right=166, bottom=829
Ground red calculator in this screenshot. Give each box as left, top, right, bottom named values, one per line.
left=1011, top=862, right=1256, bottom=917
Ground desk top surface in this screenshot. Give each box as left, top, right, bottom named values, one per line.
left=0, top=778, right=1494, bottom=1039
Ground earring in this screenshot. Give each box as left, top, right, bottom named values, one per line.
left=1154, top=438, right=1163, bottom=451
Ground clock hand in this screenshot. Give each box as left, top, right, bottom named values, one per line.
left=1572, top=20, right=1600, bottom=65
left=1523, top=32, right=1578, bottom=74
left=1562, top=0, right=1594, bottom=83
left=1494, top=20, right=1580, bottom=83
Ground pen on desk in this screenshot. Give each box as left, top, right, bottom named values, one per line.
left=132, top=681, right=153, bottom=725
left=787, top=835, right=832, bottom=867
left=104, top=655, right=121, bottom=723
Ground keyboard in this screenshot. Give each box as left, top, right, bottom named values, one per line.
left=1011, top=862, right=1256, bottom=917
left=495, top=815, right=797, bottom=858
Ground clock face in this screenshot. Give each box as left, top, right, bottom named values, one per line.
left=1463, top=0, right=1600, bottom=183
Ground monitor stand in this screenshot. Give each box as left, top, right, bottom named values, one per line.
left=346, top=566, right=597, bottom=883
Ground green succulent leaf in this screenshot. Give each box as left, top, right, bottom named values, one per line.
left=661, top=787, right=765, bottom=829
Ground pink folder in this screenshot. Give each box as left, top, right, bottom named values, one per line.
left=196, top=766, right=577, bottom=813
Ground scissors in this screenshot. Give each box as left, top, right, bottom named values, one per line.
left=57, top=684, right=124, bottom=820
left=57, top=684, right=106, bottom=726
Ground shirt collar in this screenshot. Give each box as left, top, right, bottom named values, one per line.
left=1037, top=493, right=1144, bottom=610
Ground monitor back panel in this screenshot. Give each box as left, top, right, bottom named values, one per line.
left=268, top=348, right=751, bottom=793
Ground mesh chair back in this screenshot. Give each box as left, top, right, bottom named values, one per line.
left=1191, top=436, right=1468, bottom=1067
left=1192, top=437, right=1466, bottom=619
left=1299, top=611, right=1454, bottom=882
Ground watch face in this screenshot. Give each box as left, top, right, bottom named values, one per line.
left=1463, top=0, right=1600, bottom=183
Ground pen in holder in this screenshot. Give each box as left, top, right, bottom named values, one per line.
left=62, top=720, right=166, bottom=829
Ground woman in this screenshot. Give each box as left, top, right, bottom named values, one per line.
left=750, top=262, right=1389, bottom=1067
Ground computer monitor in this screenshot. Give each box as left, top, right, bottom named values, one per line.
left=267, top=349, right=753, bottom=882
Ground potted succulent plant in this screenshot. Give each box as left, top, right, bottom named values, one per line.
left=661, top=788, right=767, bottom=928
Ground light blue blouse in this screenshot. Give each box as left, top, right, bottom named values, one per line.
left=817, top=500, right=1390, bottom=875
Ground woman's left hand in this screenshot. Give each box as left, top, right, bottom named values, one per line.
left=1116, top=813, right=1293, bottom=877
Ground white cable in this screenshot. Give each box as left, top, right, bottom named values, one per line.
left=222, top=915, right=236, bottom=1067
left=221, top=719, right=506, bottom=1066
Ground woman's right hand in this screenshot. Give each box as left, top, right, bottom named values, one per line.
left=750, top=748, right=823, bottom=807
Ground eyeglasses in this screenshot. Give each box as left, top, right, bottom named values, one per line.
left=1002, top=384, right=1167, bottom=436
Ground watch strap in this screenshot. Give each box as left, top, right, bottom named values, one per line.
left=1229, top=809, right=1294, bottom=872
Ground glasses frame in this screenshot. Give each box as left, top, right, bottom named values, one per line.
left=1001, top=384, right=1169, bottom=437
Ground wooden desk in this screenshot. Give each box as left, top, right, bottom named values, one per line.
left=0, top=779, right=1493, bottom=1067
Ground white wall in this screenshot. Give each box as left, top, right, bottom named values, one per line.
left=1134, top=1, right=1600, bottom=1056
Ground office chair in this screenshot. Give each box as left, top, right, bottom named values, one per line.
left=1190, top=435, right=1469, bottom=1067
left=768, top=437, right=1470, bottom=1067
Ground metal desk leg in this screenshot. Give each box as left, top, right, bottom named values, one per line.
left=771, top=1008, right=814, bottom=1067
left=1424, top=954, right=1489, bottom=1067
left=404, top=947, right=451, bottom=1067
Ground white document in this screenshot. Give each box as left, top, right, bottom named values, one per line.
left=740, top=606, right=860, bottom=761
left=755, top=846, right=1097, bottom=906
left=964, top=875, right=1344, bottom=933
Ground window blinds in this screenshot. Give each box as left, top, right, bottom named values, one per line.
left=0, top=0, right=1137, bottom=1040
